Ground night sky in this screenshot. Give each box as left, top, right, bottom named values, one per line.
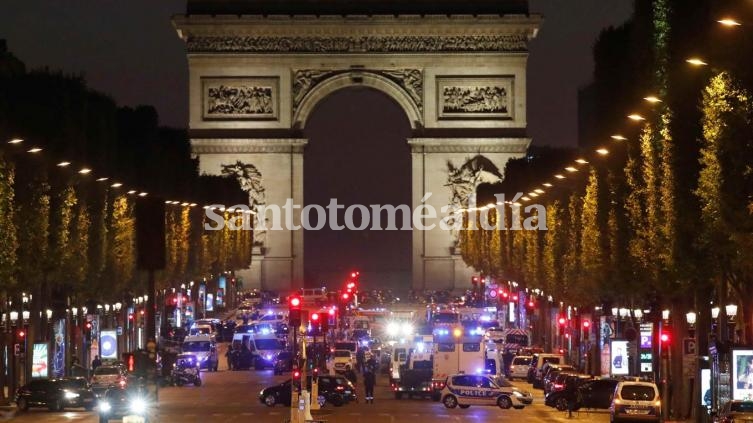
left=0, top=0, right=633, bottom=289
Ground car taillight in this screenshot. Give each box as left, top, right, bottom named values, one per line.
left=336, top=386, right=344, bottom=391
left=553, top=383, right=563, bottom=390
left=119, top=380, right=127, bottom=387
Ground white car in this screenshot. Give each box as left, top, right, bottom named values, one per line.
left=610, top=380, right=661, bottom=422
left=509, top=355, right=532, bottom=380
left=440, top=374, right=532, bottom=409
left=332, top=350, right=354, bottom=372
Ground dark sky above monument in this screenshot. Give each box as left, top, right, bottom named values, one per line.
left=0, top=0, right=633, bottom=288
left=0, top=0, right=633, bottom=148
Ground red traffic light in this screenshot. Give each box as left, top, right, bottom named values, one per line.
left=341, top=293, right=350, bottom=301
left=293, top=370, right=301, bottom=379
left=128, top=313, right=134, bottom=321
left=351, top=272, right=357, bottom=278
left=17, top=329, right=25, bottom=338
left=501, top=290, right=509, bottom=299
left=346, top=282, right=356, bottom=289
left=289, top=296, right=302, bottom=309
left=311, top=313, right=320, bottom=322
left=660, top=332, right=670, bottom=343
left=512, top=294, right=519, bottom=301
left=558, top=317, right=567, bottom=325
left=528, top=300, right=535, bottom=308
left=85, top=322, right=92, bottom=330
left=583, top=320, right=591, bottom=328
left=328, top=308, right=336, bottom=316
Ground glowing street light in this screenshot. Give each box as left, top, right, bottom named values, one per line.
left=554, top=174, right=565, bottom=179
left=111, top=182, right=123, bottom=188
left=627, top=114, right=646, bottom=121
left=57, top=162, right=71, bottom=167
left=718, top=18, right=741, bottom=27
left=543, top=183, right=553, bottom=187
left=575, top=158, right=589, bottom=164
left=7, top=138, right=23, bottom=144
left=78, top=168, right=92, bottom=174
left=686, top=57, right=708, bottom=66
left=611, top=134, right=627, bottom=141
left=27, top=147, right=42, bottom=153
left=643, top=96, right=662, bottom=103
left=565, top=166, right=578, bottom=172
left=596, top=148, right=609, bottom=155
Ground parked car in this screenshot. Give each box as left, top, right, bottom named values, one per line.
left=527, top=353, right=565, bottom=388
left=259, top=375, right=356, bottom=407
left=543, top=365, right=576, bottom=394
left=16, top=377, right=96, bottom=411
left=545, top=376, right=611, bottom=411
left=576, top=379, right=619, bottom=410
left=715, top=400, right=753, bottom=423
left=91, top=366, right=128, bottom=397
left=508, top=356, right=532, bottom=380
left=610, top=380, right=661, bottom=422
left=440, top=374, right=532, bottom=410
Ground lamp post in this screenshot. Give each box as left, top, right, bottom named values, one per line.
left=726, top=304, right=738, bottom=343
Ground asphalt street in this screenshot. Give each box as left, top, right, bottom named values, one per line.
left=7, top=342, right=615, bottom=423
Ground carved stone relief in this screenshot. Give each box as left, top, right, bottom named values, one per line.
left=221, top=161, right=267, bottom=246
left=187, top=35, right=529, bottom=54
left=437, top=76, right=514, bottom=120
left=202, top=77, right=279, bottom=120
left=292, top=68, right=423, bottom=113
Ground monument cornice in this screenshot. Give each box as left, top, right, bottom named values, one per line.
left=191, top=138, right=308, bottom=154
left=407, top=137, right=531, bottom=153
left=174, top=15, right=540, bottom=53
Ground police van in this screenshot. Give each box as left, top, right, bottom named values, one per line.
left=440, top=373, right=532, bottom=409
left=182, top=334, right=219, bottom=371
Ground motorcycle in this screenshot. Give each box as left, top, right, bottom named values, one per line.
left=171, top=353, right=202, bottom=387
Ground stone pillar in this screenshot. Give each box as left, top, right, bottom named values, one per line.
left=193, top=139, right=307, bottom=292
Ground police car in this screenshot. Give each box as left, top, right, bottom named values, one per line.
left=440, top=373, right=533, bottom=409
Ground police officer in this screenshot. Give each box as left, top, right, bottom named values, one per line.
left=363, top=357, right=377, bottom=404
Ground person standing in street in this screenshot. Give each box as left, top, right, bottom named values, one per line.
left=363, top=357, right=377, bottom=404
left=91, top=355, right=102, bottom=370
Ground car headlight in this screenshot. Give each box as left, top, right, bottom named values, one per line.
left=130, top=398, right=147, bottom=414
left=387, top=323, right=399, bottom=336
left=260, top=389, right=265, bottom=396
left=64, top=391, right=80, bottom=399
left=99, top=401, right=112, bottom=412
left=512, top=391, right=523, bottom=397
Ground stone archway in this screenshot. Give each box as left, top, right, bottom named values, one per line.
left=174, top=2, right=540, bottom=292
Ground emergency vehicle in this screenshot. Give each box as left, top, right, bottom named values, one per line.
left=430, top=328, right=486, bottom=400
left=486, top=328, right=531, bottom=355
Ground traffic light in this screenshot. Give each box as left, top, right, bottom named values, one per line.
left=289, top=295, right=302, bottom=327
left=16, top=328, right=26, bottom=341
left=582, top=320, right=591, bottom=340
left=122, top=353, right=135, bottom=372
left=84, top=321, right=93, bottom=342
left=660, top=331, right=670, bottom=344
left=341, top=292, right=350, bottom=302
left=527, top=299, right=536, bottom=309
left=558, top=316, right=567, bottom=336
left=310, top=312, right=320, bottom=334
left=471, top=276, right=480, bottom=286
left=500, top=290, right=509, bottom=300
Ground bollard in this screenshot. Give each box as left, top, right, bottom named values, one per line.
left=302, top=390, right=313, bottom=421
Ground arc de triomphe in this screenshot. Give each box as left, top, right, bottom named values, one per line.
left=173, top=0, right=540, bottom=292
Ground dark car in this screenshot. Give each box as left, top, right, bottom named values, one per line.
left=97, top=387, right=151, bottom=423
left=545, top=378, right=618, bottom=411
left=273, top=351, right=294, bottom=375
left=259, top=375, right=356, bottom=407
left=16, top=377, right=96, bottom=412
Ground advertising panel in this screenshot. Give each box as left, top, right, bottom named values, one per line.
left=733, top=349, right=753, bottom=400
left=611, top=340, right=629, bottom=376
left=32, top=343, right=48, bottom=378
left=52, top=318, right=66, bottom=378
left=100, top=330, right=118, bottom=360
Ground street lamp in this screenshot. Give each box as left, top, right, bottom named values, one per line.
left=726, top=304, right=738, bottom=343
left=634, top=309, right=643, bottom=319
left=685, top=312, right=697, bottom=326
left=22, top=311, right=30, bottom=324
left=45, top=309, right=52, bottom=320
left=662, top=309, right=670, bottom=321
left=711, top=307, right=720, bottom=319
left=9, top=311, right=18, bottom=325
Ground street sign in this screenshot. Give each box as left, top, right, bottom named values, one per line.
left=682, top=338, right=697, bottom=378
left=683, top=338, right=697, bottom=355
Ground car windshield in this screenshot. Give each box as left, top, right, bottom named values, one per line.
left=542, top=357, right=561, bottom=365
left=63, top=379, right=88, bottom=389
left=731, top=402, right=753, bottom=413
left=433, top=313, right=459, bottom=324
left=255, top=339, right=282, bottom=350
left=105, top=389, right=128, bottom=400
left=505, top=334, right=528, bottom=345
left=183, top=341, right=211, bottom=352
left=334, top=351, right=351, bottom=358
left=621, top=385, right=656, bottom=400
left=494, top=376, right=514, bottom=387
left=413, top=360, right=432, bottom=370
left=94, top=367, right=120, bottom=375
left=513, top=357, right=531, bottom=365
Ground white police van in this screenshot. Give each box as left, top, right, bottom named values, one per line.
left=440, top=373, right=532, bottom=409
left=182, top=334, right=219, bottom=371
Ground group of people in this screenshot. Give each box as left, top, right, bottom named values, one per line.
left=343, top=350, right=378, bottom=404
